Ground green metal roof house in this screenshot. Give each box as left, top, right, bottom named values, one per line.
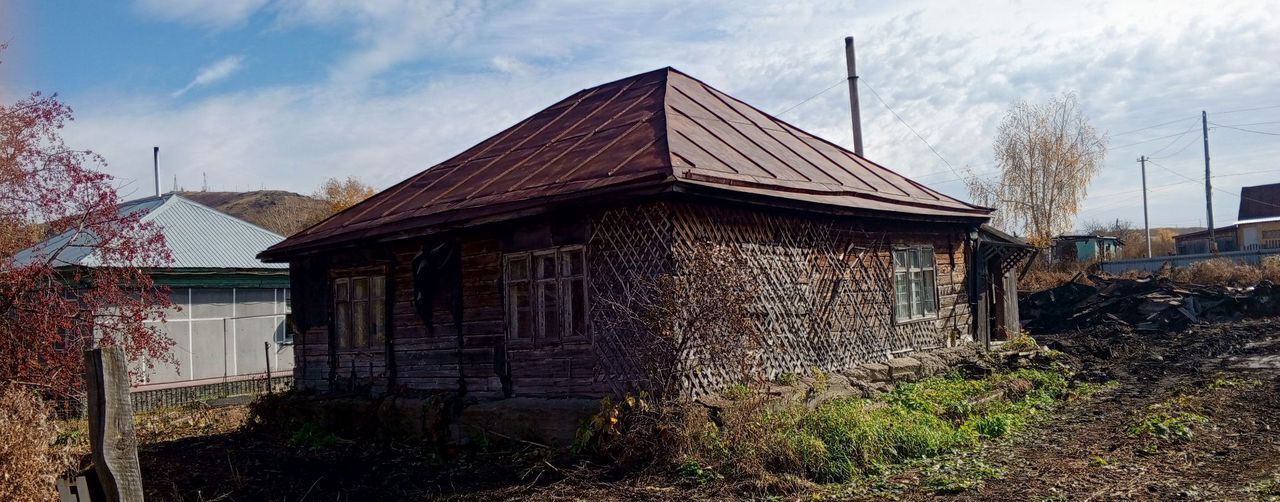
left=17, top=193, right=294, bottom=399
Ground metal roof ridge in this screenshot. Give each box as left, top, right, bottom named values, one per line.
left=156, top=193, right=286, bottom=239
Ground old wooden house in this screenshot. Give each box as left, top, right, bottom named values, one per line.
left=260, top=68, right=1029, bottom=399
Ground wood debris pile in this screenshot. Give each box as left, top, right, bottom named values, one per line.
left=1020, top=275, right=1280, bottom=334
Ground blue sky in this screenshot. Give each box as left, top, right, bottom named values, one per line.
left=4, top=0, right=1280, bottom=231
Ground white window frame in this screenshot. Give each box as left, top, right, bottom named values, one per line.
left=893, top=245, right=938, bottom=323
left=503, top=245, right=587, bottom=344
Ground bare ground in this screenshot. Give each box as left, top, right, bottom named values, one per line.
left=129, top=318, right=1280, bottom=501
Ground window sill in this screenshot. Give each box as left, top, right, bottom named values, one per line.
left=894, top=315, right=939, bottom=326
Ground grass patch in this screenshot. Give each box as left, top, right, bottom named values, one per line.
left=1129, top=395, right=1208, bottom=444
left=1003, top=332, right=1040, bottom=352
left=676, top=368, right=1073, bottom=485
left=289, top=421, right=340, bottom=449
left=921, top=456, right=1005, bottom=494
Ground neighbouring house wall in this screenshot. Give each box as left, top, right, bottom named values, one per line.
left=141, top=286, right=293, bottom=388
left=1239, top=221, right=1280, bottom=250
left=290, top=200, right=975, bottom=400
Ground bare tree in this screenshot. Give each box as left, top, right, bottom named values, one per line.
left=968, top=92, right=1107, bottom=246
left=593, top=244, right=764, bottom=400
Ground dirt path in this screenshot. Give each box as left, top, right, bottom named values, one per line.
left=894, top=319, right=1280, bottom=501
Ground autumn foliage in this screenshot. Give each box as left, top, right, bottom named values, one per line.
left=0, top=90, right=174, bottom=396
left=315, top=176, right=376, bottom=214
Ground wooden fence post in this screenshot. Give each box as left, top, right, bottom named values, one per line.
left=84, top=347, right=145, bottom=502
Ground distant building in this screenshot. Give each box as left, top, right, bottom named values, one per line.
left=1174, top=225, right=1238, bottom=255
left=1174, top=182, right=1280, bottom=254
left=17, top=193, right=293, bottom=408
left=1051, top=235, right=1124, bottom=263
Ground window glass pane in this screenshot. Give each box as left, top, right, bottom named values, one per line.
left=371, top=276, right=385, bottom=300
left=539, top=280, right=559, bottom=341
left=372, top=295, right=385, bottom=346
left=910, top=270, right=923, bottom=318
left=536, top=253, right=556, bottom=280
left=506, top=255, right=529, bottom=281
left=893, top=250, right=906, bottom=271
left=353, top=299, right=369, bottom=348
left=566, top=278, right=587, bottom=338
left=335, top=301, right=350, bottom=349
left=922, top=270, right=937, bottom=315
left=510, top=282, right=532, bottom=339
left=335, top=280, right=349, bottom=302
left=352, top=277, right=369, bottom=301
left=560, top=248, right=584, bottom=277
left=894, top=271, right=909, bottom=319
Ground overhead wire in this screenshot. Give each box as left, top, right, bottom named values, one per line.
left=860, top=78, right=965, bottom=180
left=775, top=78, right=849, bottom=117
left=1210, top=122, right=1280, bottom=137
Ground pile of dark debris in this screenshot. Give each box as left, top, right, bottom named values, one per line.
left=1020, top=274, right=1280, bottom=335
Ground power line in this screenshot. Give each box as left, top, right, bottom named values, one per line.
left=1210, top=122, right=1280, bottom=137
left=775, top=78, right=848, bottom=117
left=861, top=78, right=964, bottom=179
left=1111, top=116, right=1197, bottom=137
left=1214, top=104, right=1280, bottom=115
left=1149, top=160, right=1280, bottom=210
left=1111, top=129, right=1202, bottom=150
left=1146, top=120, right=1200, bottom=157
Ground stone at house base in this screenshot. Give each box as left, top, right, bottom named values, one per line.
left=452, top=397, right=599, bottom=446
left=860, top=362, right=891, bottom=381
left=886, top=356, right=922, bottom=381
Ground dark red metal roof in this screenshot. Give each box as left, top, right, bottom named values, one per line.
left=1238, top=182, right=1280, bottom=221
left=262, top=67, right=991, bottom=259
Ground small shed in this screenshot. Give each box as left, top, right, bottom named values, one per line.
left=1051, top=235, right=1124, bottom=263
left=261, top=67, right=1026, bottom=398
left=18, top=193, right=294, bottom=406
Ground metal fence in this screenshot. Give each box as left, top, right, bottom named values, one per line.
left=1100, top=248, right=1280, bottom=274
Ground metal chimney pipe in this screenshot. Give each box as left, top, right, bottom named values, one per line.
left=153, top=146, right=160, bottom=196
left=844, top=36, right=865, bottom=157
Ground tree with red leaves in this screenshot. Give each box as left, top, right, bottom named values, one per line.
left=0, top=86, right=175, bottom=397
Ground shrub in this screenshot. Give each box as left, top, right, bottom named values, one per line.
left=0, top=384, right=75, bottom=501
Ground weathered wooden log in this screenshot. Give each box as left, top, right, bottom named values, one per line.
left=84, top=347, right=145, bottom=502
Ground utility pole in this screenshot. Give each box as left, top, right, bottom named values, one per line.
left=1203, top=110, right=1215, bottom=252
left=844, top=36, right=864, bottom=157
left=1139, top=155, right=1151, bottom=258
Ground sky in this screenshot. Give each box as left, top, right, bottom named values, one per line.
left=2, top=0, right=1279, bottom=231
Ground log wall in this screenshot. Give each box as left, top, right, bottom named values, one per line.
left=290, top=199, right=976, bottom=399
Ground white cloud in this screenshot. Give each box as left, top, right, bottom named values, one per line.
left=173, top=56, right=245, bottom=97
left=73, top=1, right=1280, bottom=231
left=134, top=0, right=268, bottom=29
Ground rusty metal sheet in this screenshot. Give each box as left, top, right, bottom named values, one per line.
left=261, top=67, right=989, bottom=260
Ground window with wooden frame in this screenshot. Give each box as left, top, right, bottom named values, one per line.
left=893, top=245, right=938, bottom=322
left=504, top=246, right=587, bottom=343
left=332, top=274, right=386, bottom=350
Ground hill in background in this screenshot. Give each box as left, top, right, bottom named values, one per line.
left=179, top=190, right=329, bottom=237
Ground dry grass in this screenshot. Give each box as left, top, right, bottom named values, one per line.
left=0, top=384, right=77, bottom=501
left=1170, top=256, right=1280, bottom=286
left=1019, top=269, right=1078, bottom=292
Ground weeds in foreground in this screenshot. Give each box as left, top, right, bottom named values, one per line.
left=1003, top=332, right=1041, bottom=352
left=580, top=368, right=1076, bottom=492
